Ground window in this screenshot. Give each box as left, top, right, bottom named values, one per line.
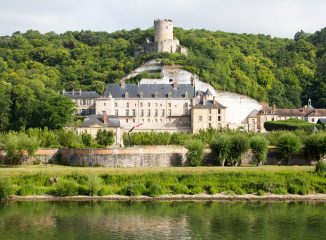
left=161, top=110, right=165, bottom=117
left=148, top=102, right=150, bottom=107
left=312, top=118, right=315, bottom=122
left=141, top=110, right=144, bottom=117
left=126, top=109, right=129, bottom=116
left=115, top=103, right=118, bottom=107
left=147, top=110, right=151, bottom=117
left=140, top=102, right=143, bottom=107
left=132, top=109, right=136, bottom=116
left=155, top=103, right=158, bottom=107
left=218, top=116, right=221, bottom=121
left=115, top=110, right=118, bottom=116
left=155, top=109, right=158, bottom=117
left=208, top=116, right=212, bottom=121
left=133, top=119, right=136, bottom=123
left=104, top=103, right=106, bottom=107
left=126, top=119, right=129, bottom=123
left=82, top=99, right=87, bottom=105
left=126, top=103, right=129, bottom=108
left=199, top=116, right=203, bottom=121
left=209, top=123, right=212, bottom=128
left=168, top=103, right=171, bottom=108
left=218, top=109, right=221, bottom=114
left=209, top=109, right=212, bottom=114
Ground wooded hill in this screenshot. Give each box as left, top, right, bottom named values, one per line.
left=0, top=27, right=326, bottom=131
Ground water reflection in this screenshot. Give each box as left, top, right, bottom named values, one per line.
left=0, top=201, right=325, bottom=239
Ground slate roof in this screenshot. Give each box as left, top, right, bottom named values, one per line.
left=307, top=109, right=326, bottom=117
left=248, top=109, right=259, bottom=118
left=64, top=91, right=100, bottom=99
left=79, top=115, right=121, bottom=128
left=104, top=84, right=195, bottom=99
left=318, top=118, right=326, bottom=124
left=193, top=100, right=226, bottom=109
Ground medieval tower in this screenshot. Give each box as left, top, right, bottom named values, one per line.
left=154, top=19, right=173, bottom=42
left=135, top=19, right=187, bottom=56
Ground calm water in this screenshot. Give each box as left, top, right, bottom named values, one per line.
left=0, top=201, right=325, bottom=240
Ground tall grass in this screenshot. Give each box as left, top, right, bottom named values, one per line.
left=1, top=169, right=325, bottom=199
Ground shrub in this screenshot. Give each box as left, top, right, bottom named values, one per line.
left=147, top=183, right=164, bottom=196
left=210, top=134, right=231, bottom=166
left=81, top=133, right=92, bottom=148
left=230, top=134, right=250, bottom=166
left=120, top=184, right=146, bottom=196
left=250, top=136, right=269, bottom=165
left=316, top=161, right=326, bottom=173
left=0, top=178, right=13, bottom=202
left=54, top=179, right=79, bottom=196
left=277, top=132, right=302, bottom=164
left=96, top=129, right=114, bottom=147
left=186, top=139, right=205, bottom=166
left=264, top=119, right=315, bottom=133
left=85, top=175, right=102, bottom=196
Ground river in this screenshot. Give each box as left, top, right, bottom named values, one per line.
left=0, top=201, right=325, bottom=239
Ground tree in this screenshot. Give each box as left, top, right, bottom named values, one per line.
left=210, top=134, right=231, bottom=166
left=186, top=139, right=205, bottom=167
left=230, top=134, right=250, bottom=166
left=250, top=136, right=269, bottom=166
left=96, top=130, right=114, bottom=148
left=82, top=132, right=92, bottom=148
left=277, top=132, right=302, bottom=164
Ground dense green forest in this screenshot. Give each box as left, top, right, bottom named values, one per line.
left=0, top=27, right=326, bottom=131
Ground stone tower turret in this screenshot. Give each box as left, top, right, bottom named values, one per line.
left=154, top=19, right=173, bottom=42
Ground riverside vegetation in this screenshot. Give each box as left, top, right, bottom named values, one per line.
left=0, top=166, right=326, bottom=202
left=0, top=127, right=326, bottom=167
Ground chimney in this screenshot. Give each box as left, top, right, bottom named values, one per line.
left=173, top=80, right=177, bottom=89
left=79, top=89, right=82, bottom=95
left=103, top=111, right=108, bottom=125
left=120, top=79, right=125, bottom=89
left=72, top=89, right=75, bottom=95
left=203, top=95, right=206, bottom=106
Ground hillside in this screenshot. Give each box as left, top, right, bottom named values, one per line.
left=0, top=27, right=326, bottom=131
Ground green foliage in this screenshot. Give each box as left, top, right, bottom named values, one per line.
left=315, top=161, right=326, bottom=173
left=230, top=134, right=250, bottom=166
left=0, top=178, right=13, bottom=202
left=264, top=119, right=316, bottom=133
left=85, top=175, right=102, bottom=196
left=54, top=179, right=79, bottom=196
left=277, top=132, right=302, bottom=163
left=120, top=184, right=146, bottom=196
left=210, top=134, right=231, bottom=166
left=186, top=140, right=205, bottom=166
left=125, top=132, right=173, bottom=146
left=96, top=129, right=114, bottom=147
left=81, top=132, right=92, bottom=148
left=304, top=133, right=326, bottom=160
left=250, top=136, right=269, bottom=165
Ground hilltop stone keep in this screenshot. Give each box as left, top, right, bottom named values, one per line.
left=135, top=19, right=187, bottom=56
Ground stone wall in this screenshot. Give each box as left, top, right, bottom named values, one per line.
left=57, top=146, right=187, bottom=167
left=0, top=146, right=318, bottom=167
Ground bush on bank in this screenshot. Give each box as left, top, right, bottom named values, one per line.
left=264, top=119, right=317, bottom=133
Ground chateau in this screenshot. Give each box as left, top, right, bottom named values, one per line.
left=63, top=19, right=326, bottom=145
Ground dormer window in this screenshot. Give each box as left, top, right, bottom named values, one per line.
left=139, top=91, right=143, bottom=98
left=125, top=92, right=129, bottom=99
left=185, top=91, right=188, bottom=98
left=168, top=91, right=172, bottom=98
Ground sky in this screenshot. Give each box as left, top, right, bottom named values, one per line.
left=0, top=0, right=326, bottom=38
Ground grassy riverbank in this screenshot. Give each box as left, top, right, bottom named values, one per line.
left=1, top=165, right=325, bottom=201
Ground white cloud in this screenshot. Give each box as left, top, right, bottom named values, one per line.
left=0, top=0, right=325, bottom=37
